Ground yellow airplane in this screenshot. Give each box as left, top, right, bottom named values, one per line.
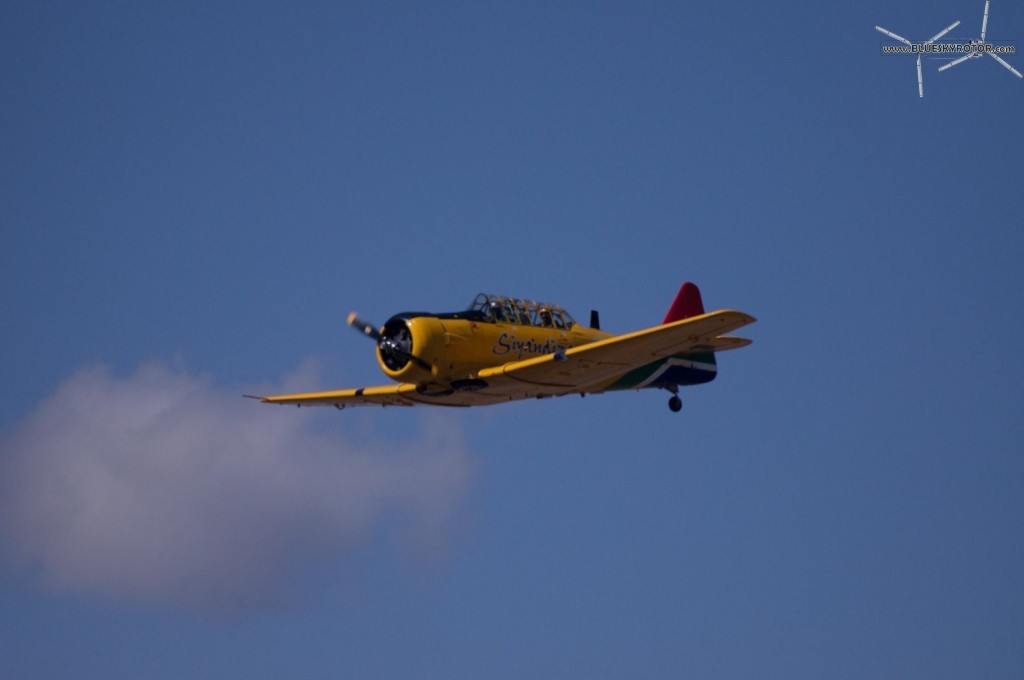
left=252, top=282, right=755, bottom=412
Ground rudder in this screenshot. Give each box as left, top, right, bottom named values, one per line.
left=662, top=282, right=705, bottom=324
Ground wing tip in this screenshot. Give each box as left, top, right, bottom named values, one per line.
left=717, top=309, right=757, bottom=325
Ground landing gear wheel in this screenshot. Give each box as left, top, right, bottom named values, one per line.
left=668, top=395, right=682, bottom=412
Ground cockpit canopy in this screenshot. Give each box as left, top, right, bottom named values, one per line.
left=468, top=293, right=576, bottom=329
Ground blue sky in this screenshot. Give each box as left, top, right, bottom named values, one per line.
left=2, top=1, right=1022, bottom=677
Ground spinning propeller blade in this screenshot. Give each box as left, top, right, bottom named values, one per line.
left=347, top=312, right=381, bottom=341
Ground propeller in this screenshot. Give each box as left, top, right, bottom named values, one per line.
left=347, top=312, right=432, bottom=372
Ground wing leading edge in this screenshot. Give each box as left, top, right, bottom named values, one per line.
left=254, top=383, right=418, bottom=408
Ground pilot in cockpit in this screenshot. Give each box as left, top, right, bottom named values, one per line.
left=487, top=301, right=503, bottom=322
left=538, top=308, right=553, bottom=327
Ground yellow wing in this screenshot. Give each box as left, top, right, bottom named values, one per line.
left=254, top=383, right=420, bottom=408
left=475, top=309, right=755, bottom=396
left=255, top=309, right=755, bottom=408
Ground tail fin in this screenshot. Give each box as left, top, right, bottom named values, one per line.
left=662, top=282, right=705, bottom=324
left=656, top=281, right=718, bottom=385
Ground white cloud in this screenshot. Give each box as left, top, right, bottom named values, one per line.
left=0, top=362, right=473, bottom=615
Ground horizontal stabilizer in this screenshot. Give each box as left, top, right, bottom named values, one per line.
left=684, top=335, right=752, bottom=353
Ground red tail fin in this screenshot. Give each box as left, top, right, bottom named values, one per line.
left=662, top=282, right=705, bottom=324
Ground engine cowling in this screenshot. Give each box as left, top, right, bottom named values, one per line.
left=375, top=315, right=446, bottom=383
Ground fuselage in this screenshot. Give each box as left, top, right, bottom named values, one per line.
left=373, top=293, right=717, bottom=394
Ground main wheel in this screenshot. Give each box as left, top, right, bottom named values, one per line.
left=668, top=395, right=682, bottom=412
